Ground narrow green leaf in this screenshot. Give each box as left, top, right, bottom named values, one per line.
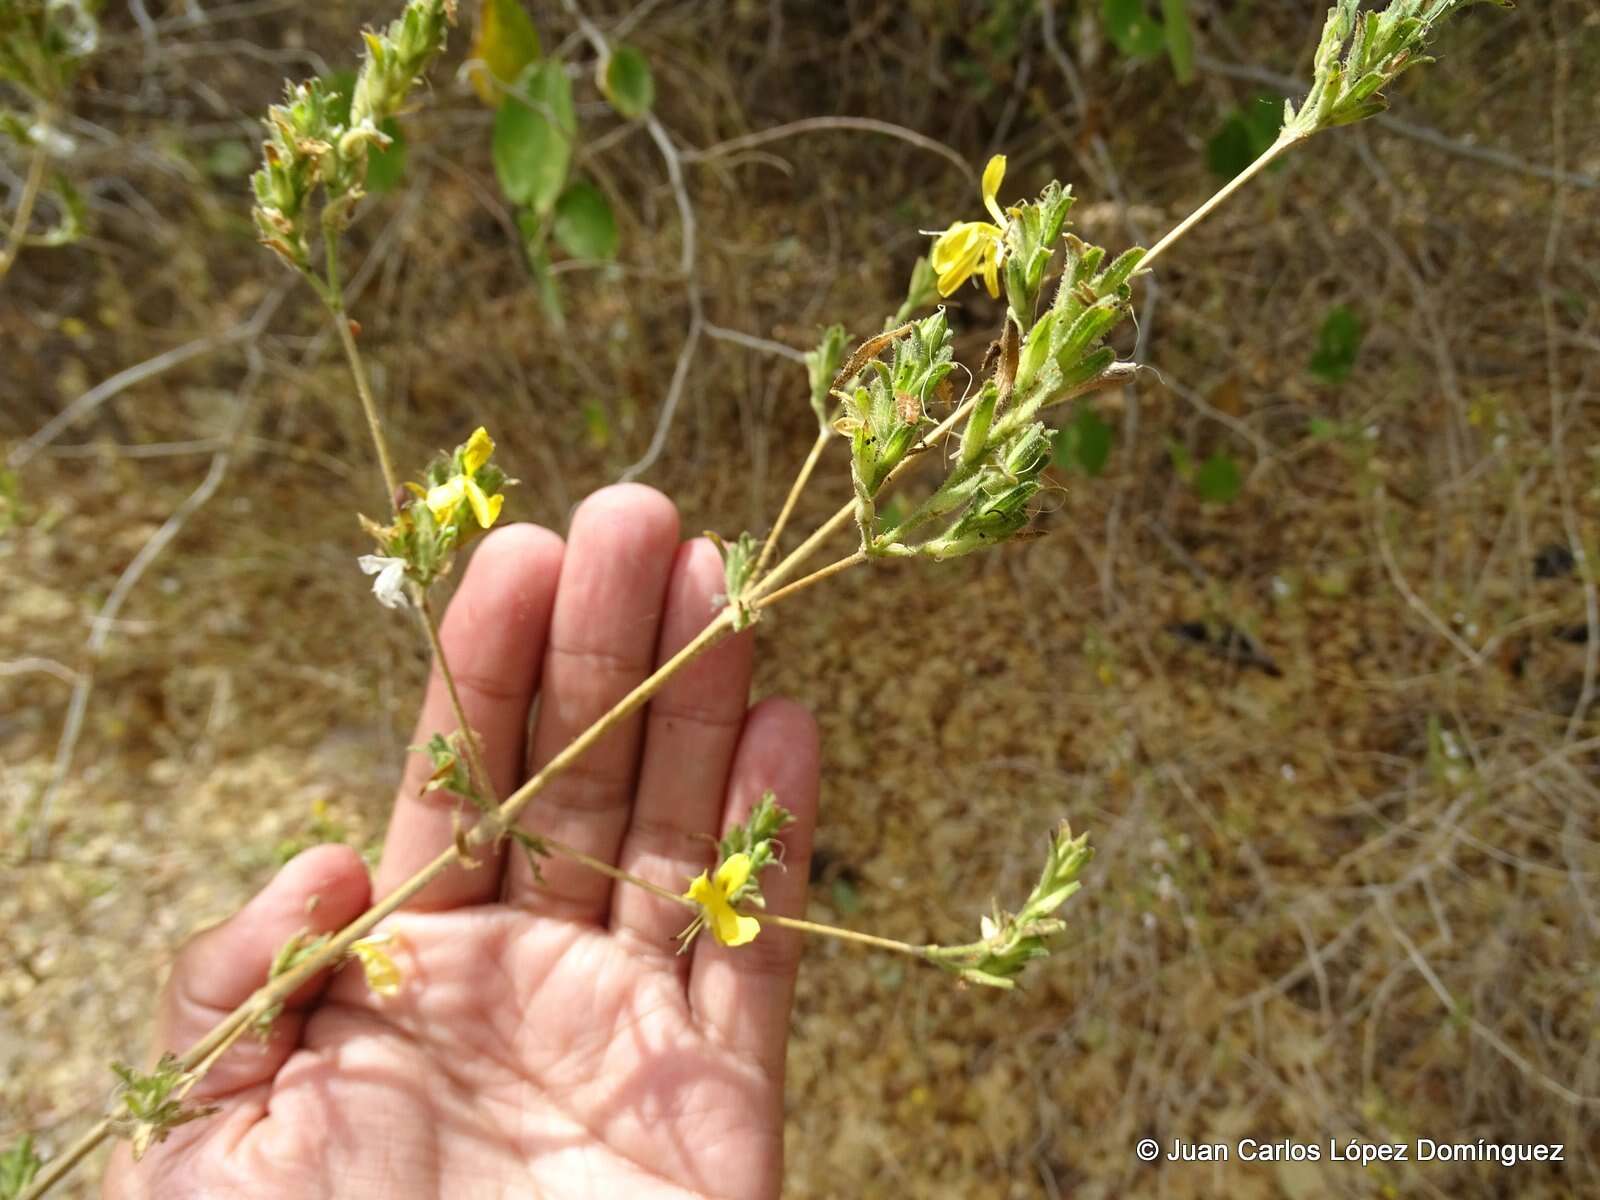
left=552, top=180, right=619, bottom=260
left=1309, top=304, right=1363, bottom=384
left=1161, top=0, right=1194, bottom=83
left=468, top=0, right=542, bottom=107
left=1195, top=453, right=1242, bottom=504
left=493, top=62, right=575, bottom=213
left=599, top=45, right=655, bottom=118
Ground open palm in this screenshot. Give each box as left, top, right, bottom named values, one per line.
left=105, top=485, right=820, bottom=1200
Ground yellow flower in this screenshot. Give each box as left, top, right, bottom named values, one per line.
left=684, top=853, right=762, bottom=948
left=350, top=932, right=403, bottom=997
left=425, top=426, right=504, bottom=530
left=929, top=154, right=1009, bottom=298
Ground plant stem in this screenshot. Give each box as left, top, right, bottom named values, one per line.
left=1140, top=134, right=1297, bottom=271
left=753, top=911, right=935, bottom=959
left=753, top=429, right=830, bottom=577
left=416, top=590, right=496, bottom=806
left=320, top=227, right=401, bottom=506
left=0, top=122, right=50, bottom=286
left=752, top=550, right=865, bottom=611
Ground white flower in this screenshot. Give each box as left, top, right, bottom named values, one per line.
left=358, top=555, right=410, bottom=609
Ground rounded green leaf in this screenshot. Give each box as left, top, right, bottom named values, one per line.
left=553, top=180, right=619, bottom=261
left=599, top=45, right=655, bottom=118
left=492, top=62, right=576, bottom=213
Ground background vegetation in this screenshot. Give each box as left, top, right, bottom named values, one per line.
left=4, top=1, right=1598, bottom=1196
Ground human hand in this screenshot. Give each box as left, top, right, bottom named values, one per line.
left=104, top=484, right=820, bottom=1199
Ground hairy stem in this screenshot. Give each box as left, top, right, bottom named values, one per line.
left=752, top=550, right=865, bottom=611
left=321, top=226, right=401, bottom=505
left=416, top=590, right=497, bottom=807
left=753, top=911, right=935, bottom=958
left=1141, top=134, right=1297, bottom=271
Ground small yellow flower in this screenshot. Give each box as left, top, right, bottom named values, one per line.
left=350, top=932, right=403, bottom=997
left=425, top=426, right=504, bottom=530
left=684, top=853, right=762, bottom=948
left=929, top=154, right=1009, bottom=298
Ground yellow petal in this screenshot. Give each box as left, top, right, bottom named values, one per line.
left=715, top=852, right=752, bottom=895
left=712, top=903, right=761, bottom=947
left=351, top=934, right=402, bottom=997
left=982, top=154, right=1007, bottom=224
left=685, top=869, right=714, bottom=903
left=462, top=426, right=495, bottom=476
left=465, top=479, right=503, bottom=530
left=981, top=246, right=1001, bottom=298
left=930, top=222, right=980, bottom=273
left=425, top=476, right=466, bottom=523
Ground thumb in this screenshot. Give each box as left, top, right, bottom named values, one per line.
left=151, top=843, right=371, bottom=1099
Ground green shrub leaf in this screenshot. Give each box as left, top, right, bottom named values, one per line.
left=1309, top=304, right=1363, bottom=384
left=1195, top=453, right=1242, bottom=504
left=1161, top=0, right=1194, bottom=83
left=1103, top=0, right=1165, bottom=58
left=1206, top=95, right=1284, bottom=179
left=468, top=0, right=542, bottom=107
left=364, top=118, right=406, bottom=193
left=599, top=45, right=655, bottom=118
left=553, top=180, right=619, bottom=260
left=493, top=62, right=575, bottom=213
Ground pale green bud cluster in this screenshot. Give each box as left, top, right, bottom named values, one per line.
left=250, top=0, right=453, bottom=271
left=707, top=530, right=761, bottom=630
left=1284, top=0, right=1513, bottom=139
left=803, top=324, right=849, bottom=429
left=929, top=822, right=1093, bottom=989
left=838, top=198, right=1141, bottom=563
left=108, top=1056, right=215, bottom=1161
left=715, top=791, right=794, bottom=909
left=1001, top=180, right=1075, bottom=333
left=350, top=0, right=455, bottom=128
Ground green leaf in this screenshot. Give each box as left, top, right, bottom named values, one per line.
left=552, top=180, right=618, bottom=260
left=1053, top=402, right=1114, bottom=476
left=598, top=45, right=655, bottom=118
left=1206, top=95, right=1284, bottom=179
left=1103, top=0, right=1165, bottom=58
left=1195, top=453, right=1242, bottom=504
left=322, top=68, right=357, bottom=125
left=1, top=1135, right=42, bottom=1200
left=364, top=118, right=406, bottom=193
left=468, top=0, right=542, bottom=107
left=493, top=62, right=575, bottom=214
left=1161, top=0, right=1194, bottom=83
left=1309, top=304, right=1363, bottom=384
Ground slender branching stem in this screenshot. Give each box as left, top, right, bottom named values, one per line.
left=1141, top=134, right=1297, bottom=271
left=752, top=550, right=865, bottom=611
left=22, top=89, right=1301, bottom=1198
left=753, top=911, right=935, bottom=959
left=753, top=429, right=831, bottom=577
left=416, top=589, right=497, bottom=805
left=320, top=227, right=402, bottom=506
left=0, top=119, right=51, bottom=286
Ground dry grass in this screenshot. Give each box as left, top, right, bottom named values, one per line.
left=4, top=1, right=1599, bottom=1197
